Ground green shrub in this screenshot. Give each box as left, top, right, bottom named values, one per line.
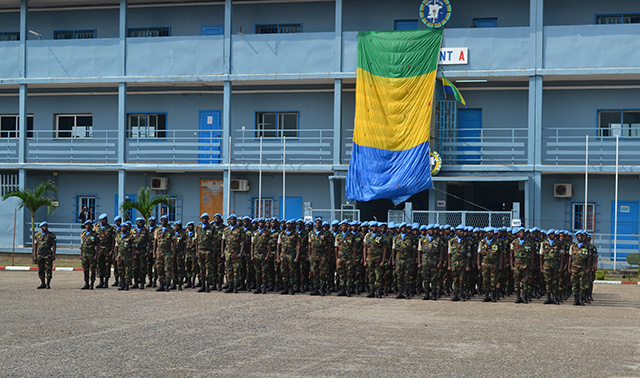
left=595, top=269, right=607, bottom=280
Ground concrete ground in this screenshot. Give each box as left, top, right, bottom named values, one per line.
left=0, top=272, right=639, bottom=377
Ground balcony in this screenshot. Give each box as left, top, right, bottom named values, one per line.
left=231, top=32, right=336, bottom=75
left=436, top=127, right=529, bottom=165
left=27, top=130, right=118, bottom=163
left=543, top=128, right=640, bottom=166
left=0, top=138, right=19, bottom=162
left=126, top=129, right=221, bottom=164
left=0, top=41, right=21, bottom=78
left=232, top=128, right=334, bottom=164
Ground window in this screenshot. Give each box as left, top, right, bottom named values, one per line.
left=473, top=18, right=498, bottom=28
left=127, top=113, right=167, bottom=139
left=201, top=25, right=223, bottom=35
left=394, top=20, right=419, bottom=30
left=0, top=114, right=34, bottom=138
left=255, top=111, right=298, bottom=138
left=154, top=195, right=181, bottom=222
left=55, top=114, right=93, bottom=139
left=596, top=13, right=640, bottom=24
left=75, top=194, right=97, bottom=223
left=251, top=197, right=275, bottom=218
left=598, top=109, right=640, bottom=137
left=255, top=23, right=301, bottom=34
left=53, top=29, right=96, bottom=39
left=1, top=173, right=19, bottom=196
left=0, top=31, right=19, bottom=41
left=127, top=27, right=171, bottom=38
left=572, top=202, right=596, bottom=232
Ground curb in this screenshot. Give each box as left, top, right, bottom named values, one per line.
left=593, top=280, right=640, bottom=285
left=0, top=266, right=83, bottom=271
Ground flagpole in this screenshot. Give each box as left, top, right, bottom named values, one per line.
left=226, top=136, right=231, bottom=218
left=584, top=135, right=588, bottom=231
left=282, top=136, right=286, bottom=220
left=613, top=135, right=619, bottom=270
left=258, top=136, right=263, bottom=218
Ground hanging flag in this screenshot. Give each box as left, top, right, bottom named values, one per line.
left=346, top=29, right=443, bottom=205
left=442, top=75, right=466, bottom=107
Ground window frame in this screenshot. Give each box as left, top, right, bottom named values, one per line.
left=596, top=108, right=640, bottom=138
left=595, top=12, right=640, bottom=24
left=250, top=196, right=275, bottom=219
left=0, top=173, right=19, bottom=196
left=571, top=202, right=597, bottom=233
left=127, top=26, right=172, bottom=38
left=0, top=114, right=34, bottom=138
left=154, top=194, right=182, bottom=223
left=0, top=31, right=20, bottom=41
left=53, top=29, right=97, bottom=40
left=75, top=193, right=98, bottom=223
left=255, top=23, right=302, bottom=34
left=254, top=111, right=299, bottom=139
left=394, top=20, right=419, bottom=30
left=54, top=114, right=93, bottom=139
left=127, top=112, right=167, bottom=140
left=472, top=18, right=498, bottom=28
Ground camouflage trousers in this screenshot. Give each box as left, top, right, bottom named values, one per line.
left=481, top=262, right=499, bottom=291
left=337, top=256, right=355, bottom=288
left=132, top=250, right=147, bottom=284
left=174, top=250, right=185, bottom=284
left=185, top=250, right=197, bottom=280
left=450, top=261, right=466, bottom=294
left=280, top=253, right=296, bottom=286
left=225, top=252, right=242, bottom=286
left=513, top=262, right=530, bottom=293
left=571, top=264, right=589, bottom=296
left=298, top=253, right=309, bottom=288
left=217, top=251, right=225, bottom=283
left=253, top=253, right=272, bottom=285
left=310, top=256, right=329, bottom=290
left=146, top=253, right=156, bottom=282
left=197, top=250, right=216, bottom=285
left=155, top=251, right=170, bottom=284
left=117, top=252, right=132, bottom=283
left=395, top=258, right=412, bottom=294
left=421, top=258, right=440, bottom=292
left=81, top=253, right=97, bottom=282
left=37, top=252, right=53, bottom=280
left=96, top=247, right=112, bottom=279
left=384, top=261, right=394, bottom=291
left=543, top=259, right=561, bottom=294
left=365, top=255, right=383, bottom=290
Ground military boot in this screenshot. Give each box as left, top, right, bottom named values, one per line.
left=483, top=292, right=491, bottom=302
left=185, top=278, right=192, bottom=289
left=451, top=292, right=460, bottom=301
left=152, top=280, right=157, bottom=288
left=310, top=287, right=320, bottom=296
left=118, top=281, right=125, bottom=291
left=337, top=287, right=347, bottom=297
left=281, top=283, right=289, bottom=295
left=46, top=278, right=51, bottom=289
left=37, top=278, right=46, bottom=289
left=233, top=283, right=238, bottom=293
left=431, top=286, right=438, bottom=301
left=165, top=281, right=171, bottom=291
left=254, top=282, right=262, bottom=294
left=124, top=283, right=129, bottom=291
left=544, top=293, right=554, bottom=304
left=156, top=281, right=165, bottom=292
left=491, top=290, right=498, bottom=302
left=90, top=280, right=95, bottom=290
left=573, top=294, right=582, bottom=306
left=423, top=288, right=431, bottom=300
left=112, top=277, right=119, bottom=287
left=197, top=281, right=206, bottom=292
left=81, top=281, right=90, bottom=290
left=170, top=280, right=177, bottom=290
left=96, top=278, right=104, bottom=289
left=396, top=291, right=405, bottom=299
left=515, top=290, right=524, bottom=303
left=178, top=282, right=183, bottom=291
left=146, top=279, right=153, bottom=288
left=262, top=284, right=267, bottom=294
left=225, top=282, right=234, bottom=293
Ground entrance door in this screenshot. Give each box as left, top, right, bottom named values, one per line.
left=610, top=200, right=639, bottom=261
left=457, top=108, right=481, bottom=164
left=279, top=196, right=303, bottom=220
left=200, top=180, right=224, bottom=217
left=198, top=110, right=221, bottom=164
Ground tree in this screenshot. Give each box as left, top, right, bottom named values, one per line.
left=120, top=187, right=173, bottom=221
left=2, top=180, right=58, bottom=246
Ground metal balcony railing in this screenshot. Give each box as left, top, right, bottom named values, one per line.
left=232, top=128, right=334, bottom=164
left=27, top=130, right=119, bottom=163
left=543, top=128, right=640, bottom=165
left=126, top=129, right=222, bottom=164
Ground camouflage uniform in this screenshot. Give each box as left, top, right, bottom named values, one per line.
left=278, top=230, right=299, bottom=289
left=363, top=232, right=384, bottom=293
left=393, top=233, right=416, bottom=297
left=95, top=223, right=115, bottom=280
left=296, top=228, right=309, bottom=290
left=539, top=238, right=563, bottom=296
left=252, top=227, right=271, bottom=289
left=511, top=237, right=534, bottom=296
left=477, top=237, right=500, bottom=292
left=382, top=231, right=394, bottom=293
left=131, top=226, right=150, bottom=286
left=569, top=242, right=590, bottom=298
left=335, top=231, right=356, bottom=290
left=266, top=228, right=280, bottom=288
left=196, top=223, right=217, bottom=287
left=214, top=224, right=226, bottom=287
left=223, top=225, right=245, bottom=288
left=147, top=225, right=158, bottom=284
left=419, top=235, right=442, bottom=297
left=243, top=227, right=255, bottom=289
left=115, top=230, right=133, bottom=284
left=34, top=230, right=56, bottom=280
left=448, top=237, right=469, bottom=298
left=155, top=226, right=175, bottom=286
left=309, top=229, right=331, bottom=292
left=185, top=230, right=197, bottom=282
left=353, top=231, right=366, bottom=291
left=174, top=229, right=187, bottom=285
left=80, top=229, right=99, bottom=284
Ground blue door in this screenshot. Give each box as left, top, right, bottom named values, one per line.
left=201, top=25, right=223, bottom=35
left=114, top=194, right=136, bottom=221
left=394, top=20, right=418, bottom=30
left=198, top=110, right=221, bottom=164
left=457, top=108, right=481, bottom=164
left=473, top=18, right=498, bottom=28
left=610, top=200, right=639, bottom=261
left=279, top=196, right=303, bottom=220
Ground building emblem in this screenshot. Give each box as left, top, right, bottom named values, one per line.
left=419, top=0, right=452, bottom=28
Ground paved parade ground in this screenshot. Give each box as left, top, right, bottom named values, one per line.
left=0, top=272, right=639, bottom=377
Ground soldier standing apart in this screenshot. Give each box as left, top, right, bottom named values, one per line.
left=335, top=220, right=356, bottom=297
left=251, top=218, right=271, bottom=294
left=448, top=225, right=470, bottom=302
left=539, top=229, right=562, bottom=304
left=131, top=217, right=150, bottom=289
left=146, top=216, right=158, bottom=287
left=277, top=219, right=300, bottom=295
left=80, top=220, right=98, bottom=290
left=173, top=221, right=187, bottom=291
left=95, top=214, right=115, bottom=289
left=184, top=221, right=197, bottom=288
left=221, top=214, right=245, bottom=293
left=154, top=215, right=175, bottom=292
left=363, top=221, right=386, bottom=298
left=33, top=221, right=56, bottom=289
left=115, top=221, right=133, bottom=291
left=393, top=223, right=415, bottom=300
left=510, top=227, right=534, bottom=303
left=418, top=224, right=444, bottom=301
left=195, top=213, right=215, bottom=293
left=308, top=218, right=331, bottom=296
left=476, top=227, right=502, bottom=302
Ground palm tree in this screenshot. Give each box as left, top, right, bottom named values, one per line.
left=120, top=187, right=173, bottom=221
left=2, top=180, right=58, bottom=246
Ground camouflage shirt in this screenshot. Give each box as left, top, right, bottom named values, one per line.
left=478, top=237, right=500, bottom=265
left=297, top=229, right=309, bottom=257
left=186, top=230, right=197, bottom=255
left=222, top=225, right=245, bottom=256
left=278, top=229, right=299, bottom=257
left=267, top=228, right=281, bottom=256
left=174, top=229, right=187, bottom=256
left=155, top=226, right=174, bottom=255
left=115, top=231, right=133, bottom=256
left=539, top=239, right=563, bottom=263
left=252, top=228, right=271, bottom=257
left=94, top=223, right=115, bottom=251
left=393, top=233, right=415, bottom=260
left=448, top=237, right=469, bottom=264
left=35, top=231, right=56, bottom=255
left=363, top=232, right=384, bottom=258
left=131, top=226, right=151, bottom=253
left=308, top=229, right=331, bottom=258
left=419, top=235, right=441, bottom=264
left=569, top=242, right=590, bottom=268
left=195, top=223, right=216, bottom=253
left=80, top=230, right=98, bottom=255
left=335, top=231, right=356, bottom=259
left=510, top=238, right=534, bottom=265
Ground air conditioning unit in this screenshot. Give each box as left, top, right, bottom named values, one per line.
left=230, top=179, right=250, bottom=192
left=554, top=183, right=572, bottom=198
left=151, top=177, right=169, bottom=191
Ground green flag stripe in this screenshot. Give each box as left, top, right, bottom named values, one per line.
left=357, top=29, right=443, bottom=79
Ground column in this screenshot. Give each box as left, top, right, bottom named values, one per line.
left=222, top=82, right=231, bottom=220
left=119, top=0, right=127, bottom=75
left=333, top=79, right=342, bottom=165
left=118, top=170, right=126, bottom=218
left=118, top=83, right=126, bottom=165
left=224, top=0, right=232, bottom=75
left=19, top=0, right=27, bottom=78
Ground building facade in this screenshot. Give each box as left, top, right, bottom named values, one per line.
left=0, top=0, right=639, bottom=260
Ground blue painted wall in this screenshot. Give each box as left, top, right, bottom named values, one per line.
left=234, top=2, right=334, bottom=33
left=544, top=0, right=640, bottom=26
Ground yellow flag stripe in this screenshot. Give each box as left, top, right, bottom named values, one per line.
left=354, top=67, right=436, bottom=151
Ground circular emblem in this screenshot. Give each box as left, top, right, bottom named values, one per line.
left=430, top=151, right=442, bottom=176
left=419, top=0, right=452, bottom=28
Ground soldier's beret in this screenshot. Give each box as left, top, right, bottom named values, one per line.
left=99, top=213, right=108, bottom=220
left=114, top=215, right=121, bottom=222
left=186, top=221, right=194, bottom=226
left=39, top=221, right=48, bottom=227
left=200, top=213, right=209, bottom=218
left=83, top=220, right=92, bottom=226
left=135, top=217, right=145, bottom=222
